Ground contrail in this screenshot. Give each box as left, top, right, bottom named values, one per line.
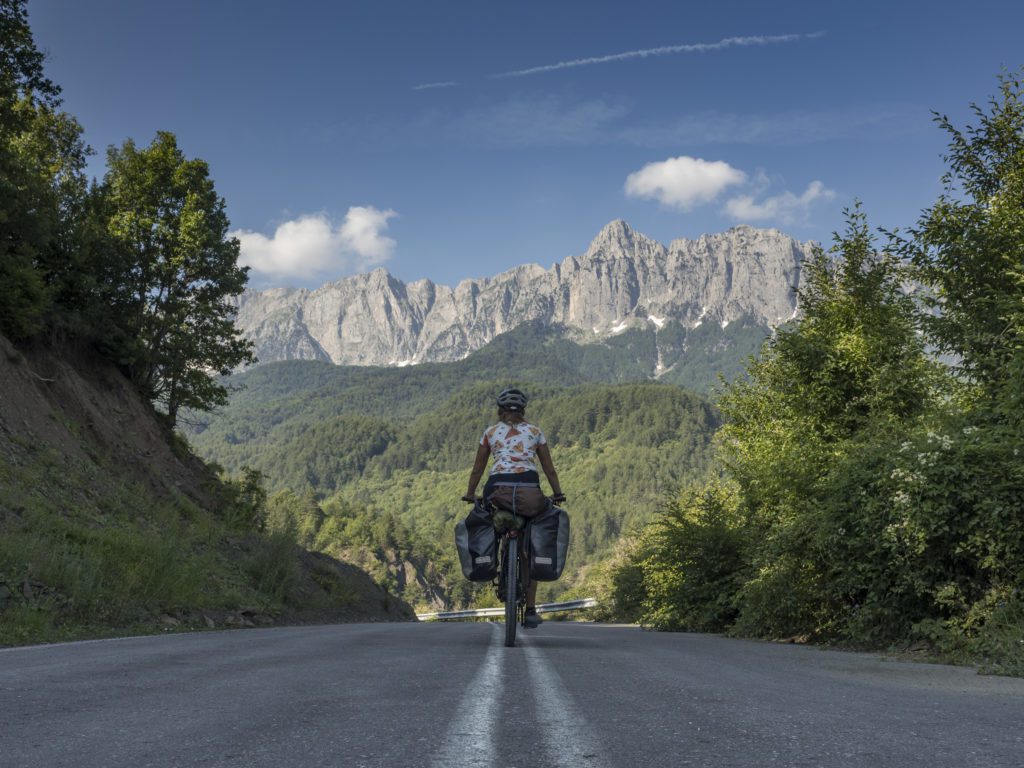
left=493, top=31, right=825, bottom=78
left=412, top=81, right=459, bottom=91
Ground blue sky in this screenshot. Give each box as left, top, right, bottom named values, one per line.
left=30, top=0, right=1024, bottom=289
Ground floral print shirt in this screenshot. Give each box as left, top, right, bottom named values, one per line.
left=480, top=421, right=547, bottom=475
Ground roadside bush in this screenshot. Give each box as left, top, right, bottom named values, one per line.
left=215, top=467, right=268, bottom=531
left=264, top=489, right=325, bottom=548
left=638, top=482, right=746, bottom=632
left=578, top=533, right=647, bottom=623
left=961, top=594, right=1024, bottom=676
left=243, top=531, right=301, bottom=604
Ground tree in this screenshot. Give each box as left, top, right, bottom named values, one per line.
left=715, top=207, right=939, bottom=638
left=0, top=0, right=57, bottom=108
left=100, top=132, right=255, bottom=426
left=898, top=71, right=1024, bottom=417
left=719, top=206, right=935, bottom=510
left=881, top=71, right=1024, bottom=659
left=637, top=482, right=745, bottom=632
left=731, top=206, right=934, bottom=439
left=0, top=0, right=90, bottom=338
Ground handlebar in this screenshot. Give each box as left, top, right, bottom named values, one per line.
left=461, top=494, right=567, bottom=504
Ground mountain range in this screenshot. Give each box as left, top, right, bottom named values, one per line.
left=234, top=221, right=814, bottom=368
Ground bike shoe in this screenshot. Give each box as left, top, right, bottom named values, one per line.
left=523, top=608, right=542, bottom=629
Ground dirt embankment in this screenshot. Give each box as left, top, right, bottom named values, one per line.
left=0, top=334, right=414, bottom=636
left=0, top=335, right=212, bottom=506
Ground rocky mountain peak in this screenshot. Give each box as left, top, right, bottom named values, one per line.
left=584, top=219, right=655, bottom=260
left=233, top=221, right=816, bottom=367
left=592, top=218, right=633, bottom=244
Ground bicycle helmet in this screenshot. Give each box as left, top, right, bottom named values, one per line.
left=496, top=387, right=528, bottom=412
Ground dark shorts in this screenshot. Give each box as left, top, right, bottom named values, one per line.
left=483, top=470, right=540, bottom=501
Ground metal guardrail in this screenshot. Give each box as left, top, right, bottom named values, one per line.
left=417, top=597, right=597, bottom=621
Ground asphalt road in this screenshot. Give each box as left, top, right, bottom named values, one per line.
left=2, top=622, right=1022, bottom=767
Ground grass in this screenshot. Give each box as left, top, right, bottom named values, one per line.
left=948, top=598, right=1024, bottom=677
left=0, top=437, right=354, bottom=646
left=243, top=531, right=301, bottom=603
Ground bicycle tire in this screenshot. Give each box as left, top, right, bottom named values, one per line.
left=504, top=536, right=518, bottom=647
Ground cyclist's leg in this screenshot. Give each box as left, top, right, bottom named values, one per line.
left=526, top=580, right=538, bottom=608
left=523, top=566, right=542, bottom=627
left=524, top=581, right=542, bottom=628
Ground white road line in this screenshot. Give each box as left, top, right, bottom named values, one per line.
left=430, top=623, right=503, bottom=768
left=521, top=635, right=614, bottom=768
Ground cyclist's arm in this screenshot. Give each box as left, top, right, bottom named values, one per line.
left=464, top=443, right=490, bottom=500
left=536, top=443, right=563, bottom=498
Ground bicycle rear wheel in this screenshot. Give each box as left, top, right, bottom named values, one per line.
left=504, top=536, right=518, bottom=647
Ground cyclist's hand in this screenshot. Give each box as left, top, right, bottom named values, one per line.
left=551, top=493, right=567, bottom=505
left=461, top=494, right=477, bottom=504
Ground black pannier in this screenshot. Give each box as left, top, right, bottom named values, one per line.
left=455, top=503, right=498, bottom=581
left=527, top=504, right=570, bottom=581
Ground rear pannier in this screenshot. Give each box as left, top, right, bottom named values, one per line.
left=528, top=504, right=570, bottom=581
left=455, top=503, right=498, bottom=581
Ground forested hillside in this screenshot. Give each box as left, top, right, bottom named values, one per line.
left=184, top=319, right=742, bottom=611
left=194, top=311, right=765, bottom=427
left=188, top=373, right=720, bottom=609
left=185, top=316, right=748, bottom=482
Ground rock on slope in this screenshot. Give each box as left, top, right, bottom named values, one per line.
left=234, top=221, right=813, bottom=367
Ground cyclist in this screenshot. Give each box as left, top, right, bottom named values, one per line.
left=462, top=387, right=565, bottom=629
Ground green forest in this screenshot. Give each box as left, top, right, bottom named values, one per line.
left=182, top=316, right=755, bottom=611
left=189, top=377, right=721, bottom=609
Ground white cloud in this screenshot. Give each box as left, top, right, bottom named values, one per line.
left=493, top=32, right=824, bottom=78
left=625, top=156, right=836, bottom=225
left=724, top=180, right=835, bottom=224
left=337, top=206, right=398, bottom=262
left=233, top=206, right=397, bottom=281
left=624, top=156, right=747, bottom=210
